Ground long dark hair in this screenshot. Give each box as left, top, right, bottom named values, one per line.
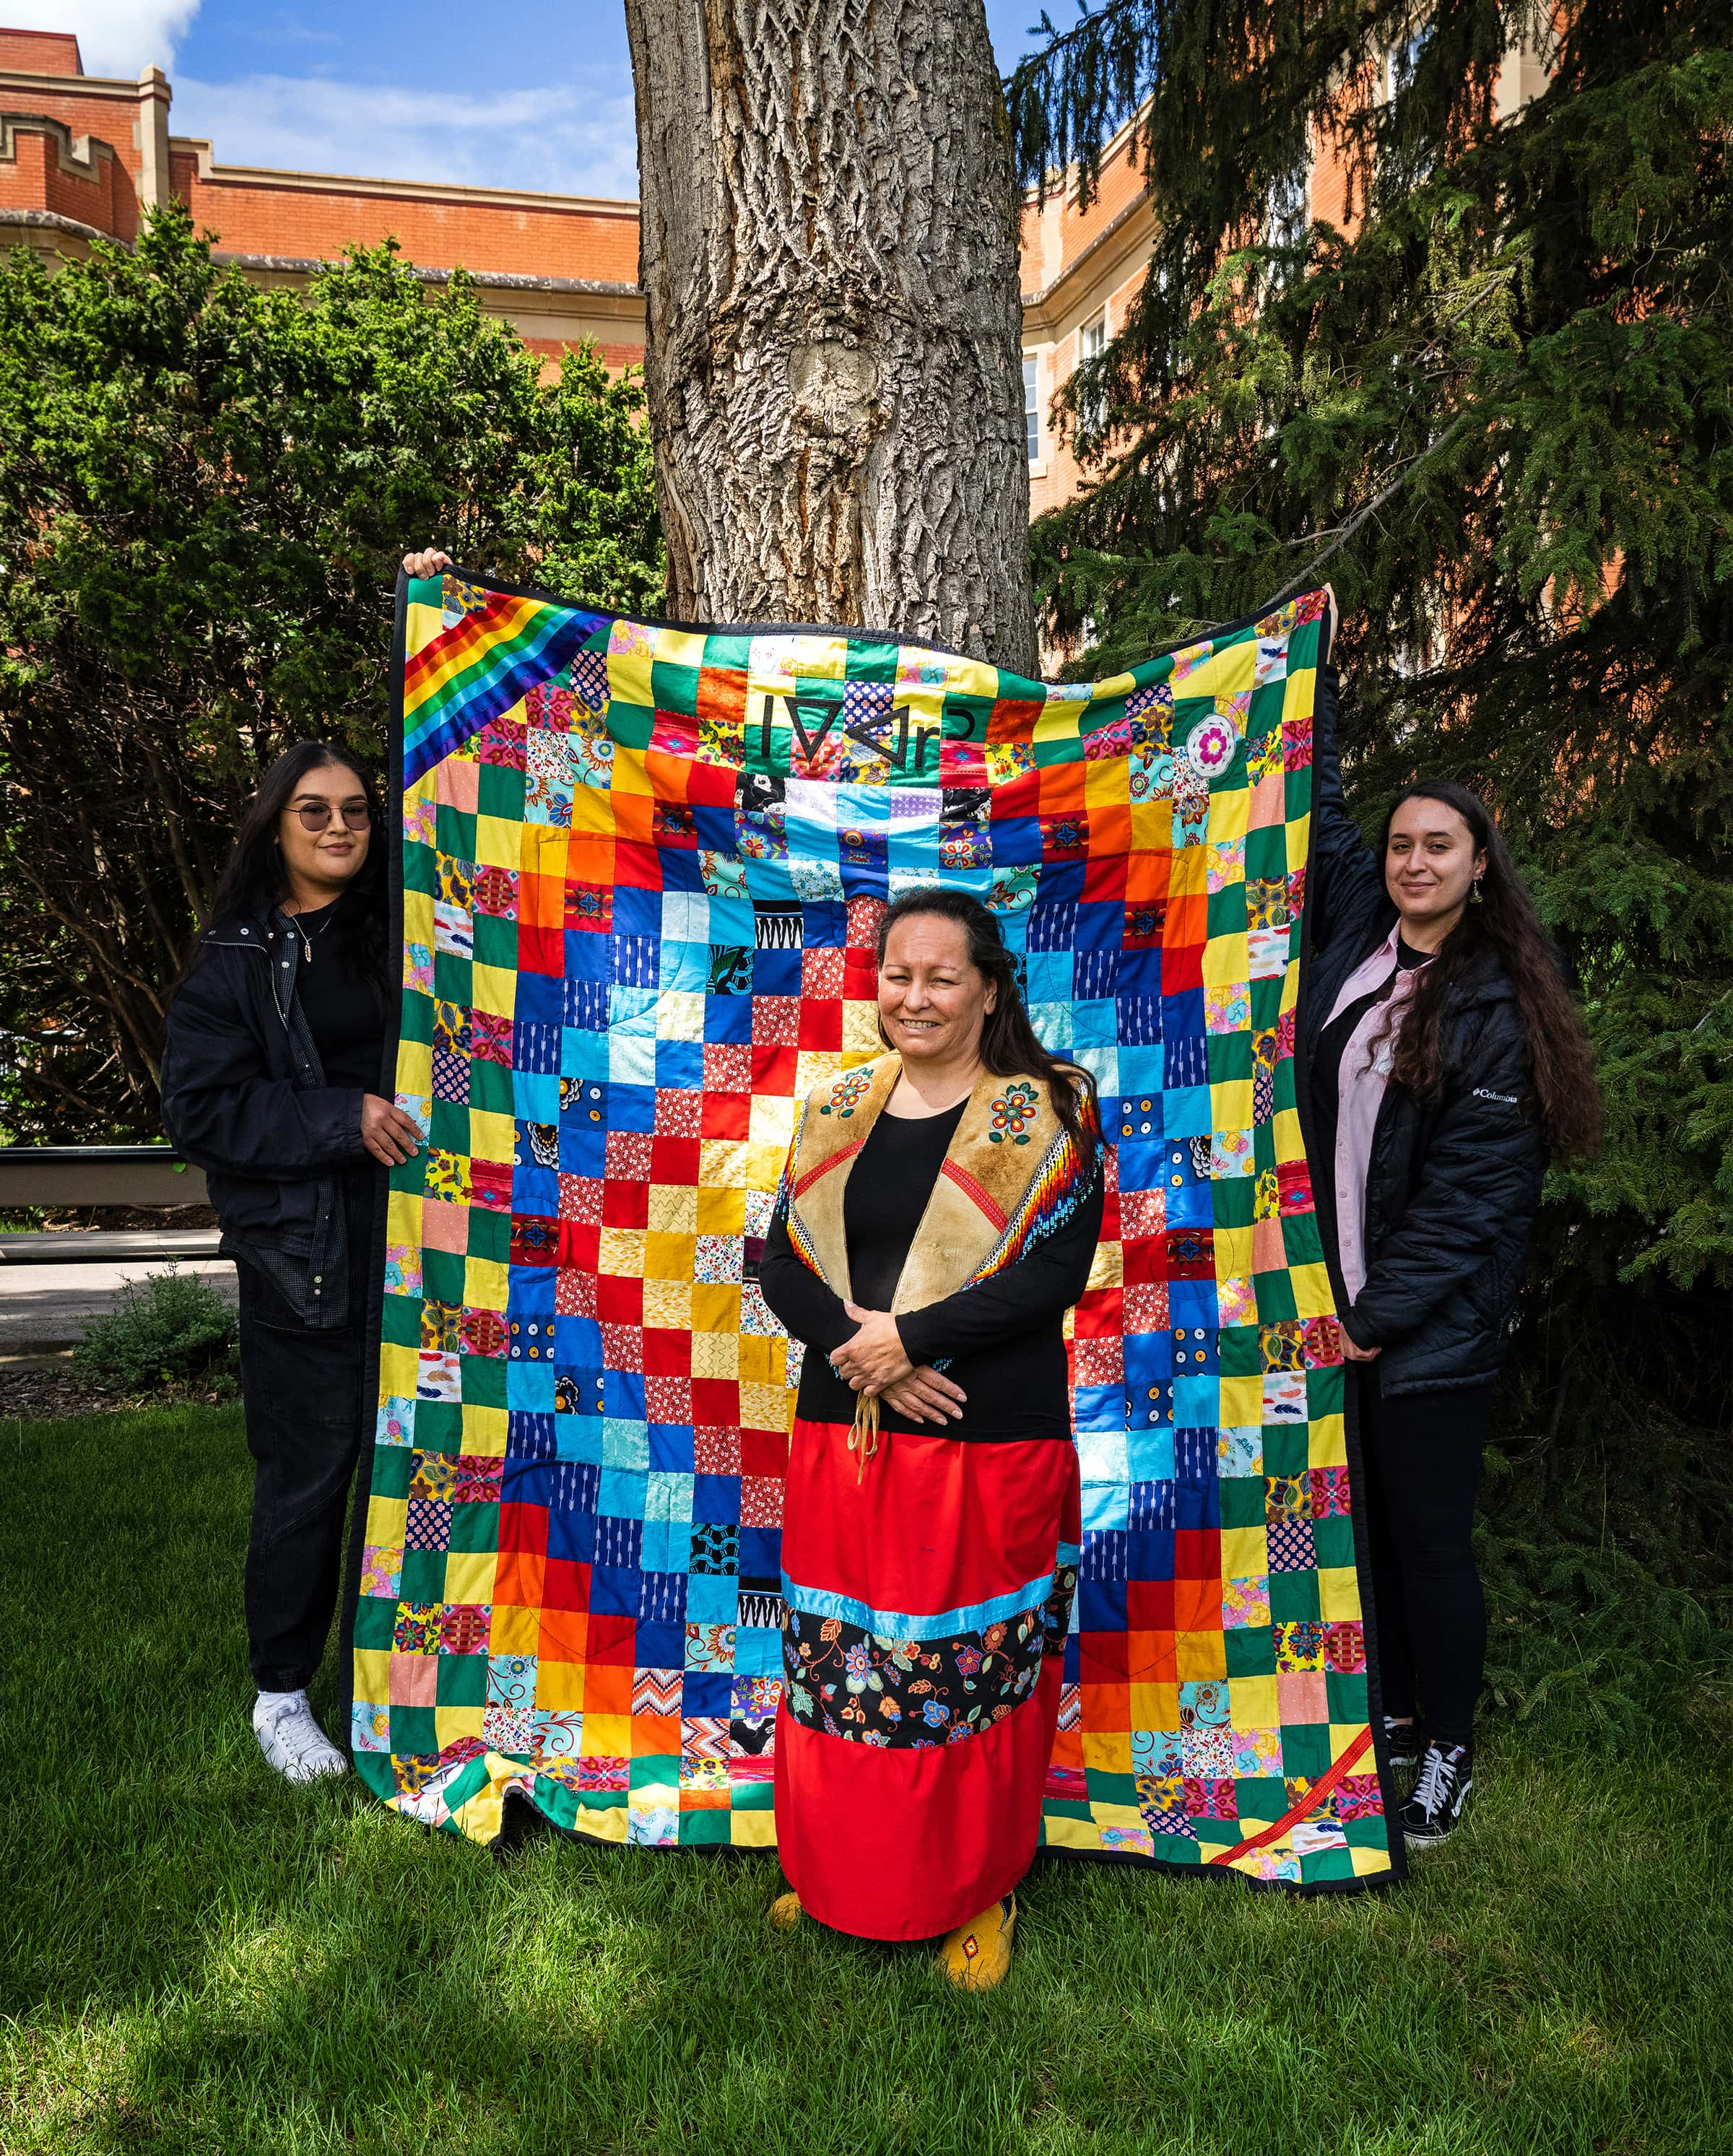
left=1376, top=781, right=1602, bottom=1160
left=193, top=742, right=388, bottom=999
left=875, top=886, right=1098, bottom=1152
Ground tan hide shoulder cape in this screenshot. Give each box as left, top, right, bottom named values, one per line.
left=776, top=1051, right=1099, bottom=1322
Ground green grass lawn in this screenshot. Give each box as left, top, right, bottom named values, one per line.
left=1, top=1405, right=1728, bottom=2156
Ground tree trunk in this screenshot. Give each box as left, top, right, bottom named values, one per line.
left=624, top=0, right=1036, bottom=674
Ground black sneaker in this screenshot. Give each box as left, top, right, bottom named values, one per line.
left=1383, top=1716, right=1423, bottom=1772
left=1399, top=1742, right=1472, bottom=1845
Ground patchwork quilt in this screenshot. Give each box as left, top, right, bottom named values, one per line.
left=342, top=568, right=1403, bottom=1891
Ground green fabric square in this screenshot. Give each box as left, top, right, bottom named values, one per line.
left=1345, top=1816, right=1389, bottom=1848
left=469, top=1057, right=514, bottom=1115
left=381, top=1295, right=422, bottom=1351
left=1251, top=975, right=1285, bottom=1031
left=1313, top=1516, right=1356, bottom=1570
left=650, top=659, right=700, bottom=716
left=433, top=953, right=473, bottom=1005
left=1235, top=1773, right=1287, bottom=1816
left=1269, top=1569, right=1321, bottom=1622
left=1284, top=768, right=1313, bottom=825
left=844, top=639, right=899, bottom=681
left=1214, top=1178, right=1256, bottom=1230
left=1280, top=1724, right=1331, bottom=1777
left=609, top=700, right=654, bottom=752
left=423, top=1247, right=467, bottom=1305
left=448, top=1501, right=500, bottom=1553
left=475, top=763, right=524, bottom=820
left=399, top=1549, right=448, bottom=1604
left=1219, top=1475, right=1267, bottom=1531
left=1225, top=1622, right=1275, bottom=1676
left=1243, top=825, right=1287, bottom=882
left=1207, top=1031, right=1249, bottom=1083
left=1248, top=679, right=1287, bottom=737
left=429, top=1100, right=469, bottom=1154
left=390, top=1706, right=438, bottom=1755
left=1300, top=1846, right=1355, bottom=1885
left=1327, top=1671, right=1369, bottom=1724
left=460, top=1357, right=507, bottom=1409
left=1207, top=885, right=1248, bottom=938
left=1087, top=1770, right=1140, bottom=1810
left=1307, top=1365, right=1345, bottom=1420
left=435, top=805, right=477, bottom=859
left=701, top=632, right=754, bottom=671
left=1253, top=1268, right=1298, bottom=1322
left=629, top=1753, right=679, bottom=1788
left=353, top=1594, right=396, bottom=1650
left=1150, top=1830, right=1203, bottom=1864
left=437, top=1654, right=488, bottom=1707
left=466, top=1209, right=511, bottom=1264
left=399, top=992, right=435, bottom=1046
left=415, top=1400, right=464, bottom=1452
left=442, top=1753, right=495, bottom=1809
left=733, top=1778, right=775, bottom=1812
left=1033, top=732, right=1082, bottom=768
left=472, top=914, right=518, bottom=971
left=404, top=840, right=438, bottom=896
left=1280, top=1210, right=1324, bottom=1268
left=1263, top=1425, right=1311, bottom=1477
left=1218, top=1323, right=1261, bottom=1378
left=679, top=1811, right=730, bottom=1846
left=1272, top=1054, right=1297, bottom=1113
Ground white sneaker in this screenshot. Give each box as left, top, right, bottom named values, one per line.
left=253, top=1690, right=347, bottom=1783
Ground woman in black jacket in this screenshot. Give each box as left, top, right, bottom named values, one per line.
left=161, top=744, right=421, bottom=1782
left=1306, top=669, right=1600, bottom=1843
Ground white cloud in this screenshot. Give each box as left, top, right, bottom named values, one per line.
left=4, top=0, right=201, bottom=75
left=168, top=69, right=641, bottom=202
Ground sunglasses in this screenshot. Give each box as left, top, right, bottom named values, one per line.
left=290, top=801, right=373, bottom=831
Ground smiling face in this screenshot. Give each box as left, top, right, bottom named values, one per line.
left=877, top=913, right=996, bottom=1068
left=277, top=760, right=372, bottom=903
left=1384, top=794, right=1486, bottom=936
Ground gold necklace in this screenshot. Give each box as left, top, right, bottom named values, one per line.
left=285, top=903, right=336, bottom=965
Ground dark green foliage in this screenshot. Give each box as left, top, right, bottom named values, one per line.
left=0, top=204, right=661, bottom=1139
left=1009, top=2, right=1732, bottom=1603
left=71, top=1268, right=240, bottom=1394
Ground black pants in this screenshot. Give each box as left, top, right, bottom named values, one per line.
left=1357, top=1367, right=1495, bottom=1749
left=236, top=1259, right=368, bottom=1692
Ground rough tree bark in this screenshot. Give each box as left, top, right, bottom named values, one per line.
left=624, top=0, right=1037, bottom=673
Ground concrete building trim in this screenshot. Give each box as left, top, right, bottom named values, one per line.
left=174, top=135, right=639, bottom=223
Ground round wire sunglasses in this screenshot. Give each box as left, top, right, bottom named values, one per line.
left=290, top=800, right=374, bottom=831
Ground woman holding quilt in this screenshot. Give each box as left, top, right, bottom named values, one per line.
left=758, top=886, right=1103, bottom=1989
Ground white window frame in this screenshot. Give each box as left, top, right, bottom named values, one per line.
left=1022, top=354, right=1041, bottom=464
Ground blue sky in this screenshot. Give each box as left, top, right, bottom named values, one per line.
left=10, top=1, right=1050, bottom=199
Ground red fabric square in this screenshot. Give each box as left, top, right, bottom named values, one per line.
left=701, top=1091, right=750, bottom=1139
left=797, top=999, right=842, bottom=1051
left=739, top=1425, right=790, bottom=1477
left=739, top=1475, right=783, bottom=1528
left=801, top=947, right=844, bottom=999
left=605, top=1130, right=653, bottom=1181
left=555, top=1265, right=596, bottom=1318
left=643, top=1329, right=692, bottom=1378
left=558, top=1175, right=604, bottom=1225
left=1173, top=1527, right=1221, bottom=1582
left=471, top=1159, right=513, bottom=1213
left=752, top=1044, right=799, bottom=1097
left=654, top=1087, right=703, bottom=1137
left=645, top=1373, right=693, bottom=1422
left=691, top=1378, right=741, bottom=1426
left=703, top=1042, right=752, bottom=1090
left=651, top=1134, right=701, bottom=1186
left=602, top=1179, right=648, bottom=1230
left=752, top=996, right=801, bottom=1046
left=600, top=1321, right=645, bottom=1370
left=694, top=1427, right=742, bottom=1472
left=596, top=1268, right=642, bottom=1321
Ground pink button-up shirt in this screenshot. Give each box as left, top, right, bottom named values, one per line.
left=1324, top=925, right=1431, bottom=1306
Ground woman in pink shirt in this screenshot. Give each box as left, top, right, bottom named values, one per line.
left=1303, top=669, right=1601, bottom=1845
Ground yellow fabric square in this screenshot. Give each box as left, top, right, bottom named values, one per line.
left=461, top=1407, right=508, bottom=1459
left=643, top=1231, right=696, bottom=1283
left=1087, top=1238, right=1124, bottom=1293
left=387, top=1187, right=423, bottom=1246
left=690, top=1283, right=739, bottom=1332
left=585, top=1712, right=630, bottom=1755
left=1044, top=1814, right=1106, bottom=1852
left=1286, top=807, right=1312, bottom=874
left=568, top=783, right=617, bottom=836
left=1229, top=1674, right=1278, bottom=1727
left=794, top=1049, right=845, bottom=1096
left=1220, top=1526, right=1267, bottom=1579
left=1310, top=1409, right=1347, bottom=1467
left=1176, top=1630, right=1228, bottom=1681
left=536, top=1661, right=585, bottom=1711
left=1082, top=1729, right=1134, bottom=1775
left=1202, top=931, right=1249, bottom=985
left=1169, top=843, right=1209, bottom=898
left=402, top=886, right=435, bottom=946
left=473, top=814, right=522, bottom=871
left=462, top=1257, right=508, bottom=1311
left=647, top=1184, right=698, bottom=1234
left=1272, top=1106, right=1305, bottom=1163
left=1319, top=1567, right=1364, bottom=1621
left=435, top=1706, right=486, bottom=1747
left=1209, top=785, right=1250, bottom=844
left=749, top=1092, right=796, bottom=1149
left=744, top=1142, right=787, bottom=1192
left=1291, top=1260, right=1334, bottom=1319
left=699, top=1139, right=751, bottom=1189
left=378, top=1340, right=418, bottom=1399
left=842, top=1002, right=882, bottom=1051
left=442, top=1553, right=497, bottom=1605
left=472, top=963, right=515, bottom=1020
left=1129, top=1682, right=1177, bottom=1729
left=1211, top=1079, right=1254, bottom=1131
left=695, top=1186, right=744, bottom=1235
left=643, top=1278, right=693, bottom=1329
left=1213, top=1224, right=1254, bottom=1280
left=598, top=1227, right=646, bottom=1277
left=1282, top=664, right=1318, bottom=723
left=396, top=1036, right=433, bottom=1102
left=654, top=626, right=707, bottom=671
left=692, top=1331, right=740, bottom=1380
left=729, top=1809, right=778, bottom=1847
left=490, top=1603, right=539, bottom=1656
left=739, top=1380, right=791, bottom=1432
left=607, top=642, right=655, bottom=706
left=467, top=1110, right=514, bottom=1165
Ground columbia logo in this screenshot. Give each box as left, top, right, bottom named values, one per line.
left=1473, top=1087, right=1520, bottom=1105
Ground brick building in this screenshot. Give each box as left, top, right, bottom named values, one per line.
left=2, top=25, right=1545, bottom=516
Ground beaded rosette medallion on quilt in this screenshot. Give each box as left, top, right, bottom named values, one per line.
left=344, top=568, right=1402, bottom=1891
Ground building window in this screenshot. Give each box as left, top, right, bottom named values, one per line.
left=1024, top=354, right=1041, bottom=462
left=1265, top=168, right=1308, bottom=251
left=1080, top=315, right=1107, bottom=438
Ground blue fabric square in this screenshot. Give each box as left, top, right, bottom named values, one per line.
left=739, top=1526, right=781, bottom=1578
left=547, top=1506, right=596, bottom=1565
left=693, top=1474, right=742, bottom=1523
left=594, top=1516, right=643, bottom=1568
left=506, top=1412, right=557, bottom=1461
left=648, top=1424, right=695, bottom=1472
left=550, top=1459, right=600, bottom=1513
left=683, top=1671, right=732, bottom=1716
left=588, top=1565, right=640, bottom=1617
left=1129, top=1479, right=1176, bottom=1531
left=614, top=887, right=661, bottom=936
left=563, top=978, right=609, bottom=1030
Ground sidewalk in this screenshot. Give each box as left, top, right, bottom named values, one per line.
left=0, top=1254, right=236, bottom=1356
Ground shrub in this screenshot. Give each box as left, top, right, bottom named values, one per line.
left=71, top=1268, right=239, bottom=1395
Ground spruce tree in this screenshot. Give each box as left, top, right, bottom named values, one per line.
left=1009, top=2, right=1730, bottom=1635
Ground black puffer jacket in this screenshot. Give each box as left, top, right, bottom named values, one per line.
left=1301, top=670, right=1547, bottom=1395
left=160, top=905, right=371, bottom=1328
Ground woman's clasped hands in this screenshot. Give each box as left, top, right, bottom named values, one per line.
left=829, top=1301, right=968, bottom=1425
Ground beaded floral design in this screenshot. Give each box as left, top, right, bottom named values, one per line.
left=819, top=1066, right=874, bottom=1118
left=986, top=1079, right=1040, bottom=1144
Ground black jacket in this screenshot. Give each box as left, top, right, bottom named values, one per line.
left=160, top=905, right=373, bottom=1328
left=1301, top=670, right=1547, bottom=1394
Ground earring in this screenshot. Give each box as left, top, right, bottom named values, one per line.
left=1470, top=877, right=1484, bottom=904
